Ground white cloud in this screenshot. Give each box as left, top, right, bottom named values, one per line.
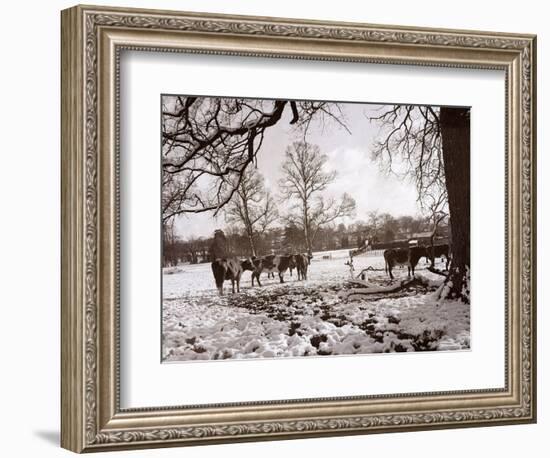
left=323, top=147, right=420, bottom=218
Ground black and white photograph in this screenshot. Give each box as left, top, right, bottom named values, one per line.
left=0, top=0, right=542, bottom=455
left=161, top=95, right=471, bottom=362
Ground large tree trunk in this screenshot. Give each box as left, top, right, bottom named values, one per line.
left=440, top=107, right=470, bottom=302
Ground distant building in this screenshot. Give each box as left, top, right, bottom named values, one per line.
left=408, top=228, right=449, bottom=247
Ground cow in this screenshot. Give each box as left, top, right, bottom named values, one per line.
left=246, top=255, right=296, bottom=286
left=295, top=254, right=308, bottom=280
left=408, top=246, right=429, bottom=277
left=427, top=244, right=451, bottom=270
left=295, top=253, right=313, bottom=280
left=211, top=258, right=243, bottom=295
left=383, top=248, right=409, bottom=280
left=240, top=258, right=261, bottom=286
left=384, top=246, right=429, bottom=280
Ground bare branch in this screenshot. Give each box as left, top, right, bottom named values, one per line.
left=161, top=96, right=349, bottom=218
left=279, top=142, right=356, bottom=252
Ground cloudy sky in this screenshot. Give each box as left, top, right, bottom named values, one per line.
left=171, top=99, right=421, bottom=240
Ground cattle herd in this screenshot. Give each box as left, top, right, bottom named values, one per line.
left=210, top=245, right=450, bottom=295
left=211, top=253, right=313, bottom=295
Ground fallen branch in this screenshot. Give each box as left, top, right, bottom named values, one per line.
left=355, top=266, right=377, bottom=278
left=347, top=278, right=371, bottom=288
left=340, top=278, right=422, bottom=299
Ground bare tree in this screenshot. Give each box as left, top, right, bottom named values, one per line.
left=396, top=215, right=415, bottom=236
left=423, top=187, right=449, bottom=267
left=367, top=210, right=380, bottom=229
left=378, top=213, right=399, bottom=242
left=181, top=237, right=204, bottom=264
left=162, top=172, right=195, bottom=224
left=224, top=168, right=278, bottom=256
left=371, top=105, right=470, bottom=302
left=364, top=210, right=381, bottom=243
left=161, top=96, right=346, bottom=217
left=280, top=142, right=356, bottom=254
left=162, top=219, right=177, bottom=267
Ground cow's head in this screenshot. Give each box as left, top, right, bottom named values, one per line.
left=412, top=246, right=430, bottom=263
left=240, top=258, right=255, bottom=272
left=287, top=255, right=297, bottom=269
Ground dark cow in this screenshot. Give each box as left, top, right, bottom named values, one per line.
left=384, top=248, right=409, bottom=280
left=211, top=258, right=243, bottom=295
left=384, top=246, right=428, bottom=280
left=295, top=253, right=313, bottom=280
left=240, top=258, right=261, bottom=286
left=427, top=244, right=451, bottom=270
left=295, top=254, right=308, bottom=280
left=247, top=255, right=296, bottom=286
left=408, top=246, right=429, bottom=277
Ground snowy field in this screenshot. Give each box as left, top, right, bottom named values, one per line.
left=162, top=251, right=470, bottom=362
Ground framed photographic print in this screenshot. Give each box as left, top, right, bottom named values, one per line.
left=61, top=4, right=537, bottom=453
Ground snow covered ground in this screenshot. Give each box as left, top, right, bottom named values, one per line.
left=162, top=252, right=470, bottom=362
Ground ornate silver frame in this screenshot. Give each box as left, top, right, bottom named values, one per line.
left=61, top=4, right=537, bottom=453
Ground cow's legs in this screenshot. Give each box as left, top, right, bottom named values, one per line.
left=252, top=271, right=262, bottom=287
left=214, top=269, right=224, bottom=295
left=231, top=279, right=235, bottom=293
left=388, top=264, right=394, bottom=280
left=278, top=270, right=285, bottom=283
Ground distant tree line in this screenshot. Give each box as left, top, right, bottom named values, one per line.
left=163, top=211, right=441, bottom=267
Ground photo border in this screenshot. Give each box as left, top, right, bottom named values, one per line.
left=159, top=92, right=472, bottom=366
